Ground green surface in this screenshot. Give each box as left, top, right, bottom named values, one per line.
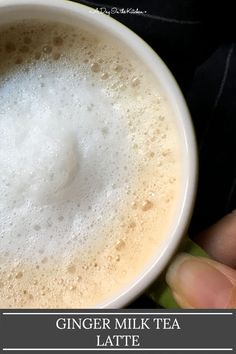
left=148, top=239, right=209, bottom=308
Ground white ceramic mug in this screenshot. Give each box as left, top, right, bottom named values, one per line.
left=0, top=0, right=197, bottom=308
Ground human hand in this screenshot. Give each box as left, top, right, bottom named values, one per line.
left=166, top=212, right=236, bottom=308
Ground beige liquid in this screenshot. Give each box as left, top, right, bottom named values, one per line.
left=0, top=20, right=181, bottom=308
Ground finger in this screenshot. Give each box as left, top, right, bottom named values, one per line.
left=166, top=253, right=236, bottom=308
left=195, top=210, right=236, bottom=268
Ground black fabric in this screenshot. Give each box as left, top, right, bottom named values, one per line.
left=74, top=0, right=236, bottom=306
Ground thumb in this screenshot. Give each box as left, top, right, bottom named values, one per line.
left=166, top=254, right=236, bottom=308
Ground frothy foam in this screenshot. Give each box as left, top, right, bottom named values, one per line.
left=0, top=21, right=181, bottom=307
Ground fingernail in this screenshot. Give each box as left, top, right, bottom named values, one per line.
left=166, top=254, right=234, bottom=308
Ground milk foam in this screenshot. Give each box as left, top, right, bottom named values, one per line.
left=0, top=21, right=181, bottom=307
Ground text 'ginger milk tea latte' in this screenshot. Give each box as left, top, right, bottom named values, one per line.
left=0, top=20, right=181, bottom=308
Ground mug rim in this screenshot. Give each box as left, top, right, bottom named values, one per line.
left=0, top=0, right=198, bottom=308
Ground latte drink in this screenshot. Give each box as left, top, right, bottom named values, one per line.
left=0, top=20, right=181, bottom=308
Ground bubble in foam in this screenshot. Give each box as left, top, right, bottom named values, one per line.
left=5, top=41, right=16, bottom=53
left=131, top=77, right=140, bottom=87
left=115, top=239, right=125, bottom=251
left=101, top=72, right=108, bottom=80
left=52, top=52, right=61, bottom=61
left=41, top=257, right=48, bottom=264
left=15, top=57, right=23, bottom=64
left=169, top=177, right=176, bottom=184
left=67, top=264, right=76, bottom=274
left=113, top=64, right=122, bottom=72
left=53, top=36, right=63, bottom=46
left=69, top=285, right=76, bottom=291
left=15, top=272, right=23, bottom=279
left=19, top=45, right=29, bottom=53
left=34, top=52, right=41, bottom=60
left=43, top=45, right=52, bottom=54
left=24, top=36, right=32, bottom=44
left=115, top=255, right=120, bottom=262
left=34, top=225, right=41, bottom=231
left=141, top=200, right=153, bottom=211
left=148, top=151, right=155, bottom=158
left=90, top=62, right=100, bottom=73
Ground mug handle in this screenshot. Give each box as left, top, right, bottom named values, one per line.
left=147, top=239, right=210, bottom=308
